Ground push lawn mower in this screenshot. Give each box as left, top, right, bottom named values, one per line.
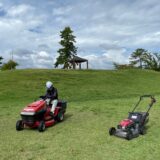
left=109, top=95, right=156, bottom=140
left=16, top=98, right=67, bottom=132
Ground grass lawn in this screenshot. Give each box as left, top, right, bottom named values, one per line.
left=0, top=69, right=160, bottom=160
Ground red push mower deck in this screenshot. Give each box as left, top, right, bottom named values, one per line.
left=109, top=95, right=156, bottom=140
left=16, top=99, right=67, bottom=132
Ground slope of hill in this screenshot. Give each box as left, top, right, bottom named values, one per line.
left=0, top=69, right=160, bottom=160
left=0, top=69, right=160, bottom=102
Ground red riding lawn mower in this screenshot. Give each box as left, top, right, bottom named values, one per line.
left=109, top=95, right=156, bottom=140
left=16, top=97, right=67, bottom=132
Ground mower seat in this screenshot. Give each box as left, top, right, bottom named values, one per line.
left=57, top=101, right=67, bottom=109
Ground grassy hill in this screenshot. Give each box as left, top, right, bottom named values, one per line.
left=0, top=69, right=160, bottom=160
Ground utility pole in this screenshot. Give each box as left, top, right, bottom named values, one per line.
left=12, top=50, right=13, bottom=61
left=10, top=50, right=13, bottom=70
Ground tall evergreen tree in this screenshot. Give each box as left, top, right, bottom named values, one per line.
left=54, top=26, right=77, bottom=69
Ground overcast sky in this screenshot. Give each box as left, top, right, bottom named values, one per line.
left=0, top=0, right=160, bottom=69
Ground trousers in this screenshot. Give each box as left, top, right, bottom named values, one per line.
left=46, top=99, right=58, bottom=113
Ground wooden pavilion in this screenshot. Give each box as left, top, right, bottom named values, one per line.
left=69, top=56, right=88, bottom=69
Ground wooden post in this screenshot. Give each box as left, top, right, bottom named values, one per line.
left=73, top=61, right=76, bottom=69
left=79, top=63, right=81, bottom=69
left=86, top=60, right=88, bottom=69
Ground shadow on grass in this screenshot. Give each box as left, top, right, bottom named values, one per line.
left=64, top=113, right=73, bottom=121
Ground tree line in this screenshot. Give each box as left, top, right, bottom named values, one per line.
left=114, top=48, right=160, bottom=71
left=0, top=57, right=18, bottom=71
left=1, top=26, right=160, bottom=71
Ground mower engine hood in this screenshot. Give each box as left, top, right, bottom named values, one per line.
left=120, top=119, right=134, bottom=127
left=21, top=100, right=46, bottom=115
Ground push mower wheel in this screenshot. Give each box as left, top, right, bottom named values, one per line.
left=38, top=121, right=45, bottom=132
left=56, top=112, right=64, bottom=122
left=109, top=127, right=116, bottom=136
left=117, top=125, right=121, bottom=129
left=16, top=120, right=24, bottom=131
left=126, top=131, right=133, bottom=140
left=140, top=126, right=146, bottom=135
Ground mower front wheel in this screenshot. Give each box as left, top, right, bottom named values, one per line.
left=38, top=121, right=45, bottom=132
left=109, top=127, right=116, bottom=136
left=16, top=120, right=24, bottom=131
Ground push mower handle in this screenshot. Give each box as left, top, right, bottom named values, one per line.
left=140, top=95, right=156, bottom=104
left=140, top=95, right=153, bottom=98
left=140, top=95, right=155, bottom=99
left=131, top=95, right=156, bottom=113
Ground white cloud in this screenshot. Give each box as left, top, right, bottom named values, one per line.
left=83, top=54, right=113, bottom=69
left=10, top=48, right=53, bottom=69
left=52, top=6, right=72, bottom=16
left=1, top=0, right=160, bottom=69
left=82, top=47, right=128, bottom=69
left=103, top=49, right=128, bottom=64
left=31, top=51, right=53, bottom=68
left=37, top=51, right=51, bottom=59
left=7, top=4, right=34, bottom=17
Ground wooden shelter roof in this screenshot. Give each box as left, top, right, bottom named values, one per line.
left=69, top=56, right=88, bottom=63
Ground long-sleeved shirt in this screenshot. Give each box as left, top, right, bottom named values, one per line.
left=45, top=87, right=58, bottom=100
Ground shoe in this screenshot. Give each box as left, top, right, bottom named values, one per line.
left=49, top=112, right=55, bottom=118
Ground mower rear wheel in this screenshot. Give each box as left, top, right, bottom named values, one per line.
left=126, top=131, right=133, bottom=140
left=38, top=121, right=45, bottom=132
left=56, top=112, right=64, bottom=122
left=16, top=120, right=24, bottom=131
left=109, top=127, right=116, bottom=136
left=139, top=126, right=146, bottom=135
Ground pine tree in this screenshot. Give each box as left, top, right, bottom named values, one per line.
left=55, top=27, right=77, bottom=69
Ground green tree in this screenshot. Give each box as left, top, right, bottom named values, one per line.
left=113, top=62, right=134, bottom=70
left=143, top=52, right=160, bottom=71
left=0, top=56, right=3, bottom=67
left=1, top=60, right=18, bottom=70
left=54, top=26, right=77, bottom=69
left=130, top=48, right=147, bottom=68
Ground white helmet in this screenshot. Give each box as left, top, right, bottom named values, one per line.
left=46, top=81, right=53, bottom=89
